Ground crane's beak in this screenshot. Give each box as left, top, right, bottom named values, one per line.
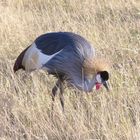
left=103, top=81, right=109, bottom=91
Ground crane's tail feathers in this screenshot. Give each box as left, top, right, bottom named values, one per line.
left=13, top=46, right=30, bottom=73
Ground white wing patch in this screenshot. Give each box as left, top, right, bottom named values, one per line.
left=22, top=43, right=61, bottom=72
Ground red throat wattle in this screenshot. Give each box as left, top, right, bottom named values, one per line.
left=96, top=83, right=102, bottom=90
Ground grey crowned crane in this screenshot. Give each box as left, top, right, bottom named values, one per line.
left=13, top=32, right=110, bottom=111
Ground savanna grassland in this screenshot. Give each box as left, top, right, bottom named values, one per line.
left=0, top=0, right=140, bottom=139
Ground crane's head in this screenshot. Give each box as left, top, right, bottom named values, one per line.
left=84, top=57, right=110, bottom=91
left=94, top=70, right=109, bottom=91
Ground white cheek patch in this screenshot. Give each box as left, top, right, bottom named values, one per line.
left=96, top=74, right=102, bottom=83
left=22, top=43, right=62, bottom=72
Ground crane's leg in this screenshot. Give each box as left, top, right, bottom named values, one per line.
left=51, top=78, right=64, bottom=111
left=51, top=80, right=60, bottom=110
left=59, top=81, right=64, bottom=112
left=52, top=80, right=59, bottom=101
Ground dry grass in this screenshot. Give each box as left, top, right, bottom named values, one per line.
left=0, top=0, right=140, bottom=139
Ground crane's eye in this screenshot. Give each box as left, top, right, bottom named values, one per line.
left=100, top=71, right=109, bottom=81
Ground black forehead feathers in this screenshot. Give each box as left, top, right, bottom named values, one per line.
left=99, top=71, right=109, bottom=81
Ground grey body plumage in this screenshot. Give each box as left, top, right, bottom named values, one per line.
left=13, top=32, right=109, bottom=111
left=41, top=33, right=94, bottom=91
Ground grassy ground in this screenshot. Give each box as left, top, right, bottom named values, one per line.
left=0, top=0, right=140, bottom=139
